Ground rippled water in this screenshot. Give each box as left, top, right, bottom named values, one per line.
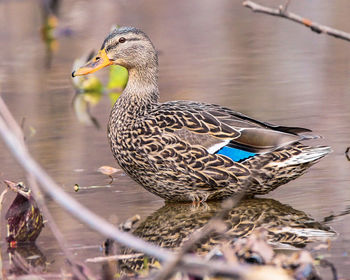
left=1, top=0, right=350, bottom=277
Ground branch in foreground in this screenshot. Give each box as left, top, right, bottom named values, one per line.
left=243, top=0, right=350, bottom=42
left=1, top=96, right=96, bottom=280
left=0, top=102, right=170, bottom=262
left=0, top=96, right=250, bottom=278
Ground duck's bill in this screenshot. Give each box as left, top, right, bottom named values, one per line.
left=72, top=49, right=112, bottom=77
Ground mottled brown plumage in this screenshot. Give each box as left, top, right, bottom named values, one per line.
left=73, top=27, right=331, bottom=201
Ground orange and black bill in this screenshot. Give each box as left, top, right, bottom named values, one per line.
left=72, top=49, right=112, bottom=77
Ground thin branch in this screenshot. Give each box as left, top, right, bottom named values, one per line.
left=243, top=0, right=350, bottom=42
left=0, top=188, right=9, bottom=280
left=0, top=107, right=171, bottom=262
left=319, top=259, right=338, bottom=280
left=0, top=95, right=95, bottom=280
left=26, top=176, right=93, bottom=280
left=86, top=253, right=144, bottom=263
left=8, top=272, right=73, bottom=280
left=0, top=96, right=251, bottom=278
left=345, top=147, right=350, bottom=161
left=279, top=0, right=291, bottom=14
left=0, top=188, right=8, bottom=210
left=0, top=98, right=25, bottom=145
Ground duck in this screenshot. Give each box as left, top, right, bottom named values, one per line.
left=72, top=26, right=331, bottom=202
left=119, top=198, right=336, bottom=272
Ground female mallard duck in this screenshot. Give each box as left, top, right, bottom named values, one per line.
left=72, top=27, right=330, bottom=202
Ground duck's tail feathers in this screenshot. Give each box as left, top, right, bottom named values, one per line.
left=274, top=146, right=332, bottom=167
left=297, top=146, right=332, bottom=164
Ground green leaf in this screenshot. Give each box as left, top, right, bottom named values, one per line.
left=108, top=92, right=121, bottom=105
left=83, top=90, right=103, bottom=105
left=80, top=76, right=103, bottom=93
left=107, top=65, right=128, bottom=90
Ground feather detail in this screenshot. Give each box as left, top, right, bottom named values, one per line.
left=207, top=140, right=230, bottom=154
left=216, top=146, right=256, bottom=162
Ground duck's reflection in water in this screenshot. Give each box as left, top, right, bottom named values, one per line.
left=121, top=198, right=336, bottom=271
left=7, top=244, right=46, bottom=275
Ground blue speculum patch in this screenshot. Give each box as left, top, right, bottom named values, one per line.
left=216, top=146, right=256, bottom=162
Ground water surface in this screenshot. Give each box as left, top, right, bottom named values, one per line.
left=1, top=0, right=350, bottom=277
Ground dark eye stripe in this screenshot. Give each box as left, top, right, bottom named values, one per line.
left=106, top=42, right=119, bottom=52
left=104, top=37, right=140, bottom=52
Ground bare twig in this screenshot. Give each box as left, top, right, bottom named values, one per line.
left=0, top=102, right=170, bottom=253
left=243, top=0, right=350, bottom=42
left=0, top=96, right=95, bottom=280
left=322, top=206, right=350, bottom=224
left=8, top=272, right=73, bottom=280
left=345, top=147, right=350, bottom=161
left=26, top=176, right=94, bottom=280
left=0, top=98, right=24, bottom=144
left=0, top=188, right=8, bottom=205
left=0, top=189, right=9, bottom=280
left=86, top=253, right=144, bottom=263
left=0, top=108, right=172, bottom=255
left=279, top=0, right=291, bottom=14
left=319, top=259, right=338, bottom=280
left=0, top=96, right=252, bottom=278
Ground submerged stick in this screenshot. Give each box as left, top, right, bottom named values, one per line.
left=345, top=147, right=350, bottom=161
left=243, top=1, right=350, bottom=42
left=86, top=253, right=144, bottom=263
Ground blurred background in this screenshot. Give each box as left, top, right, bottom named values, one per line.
left=0, top=0, right=350, bottom=276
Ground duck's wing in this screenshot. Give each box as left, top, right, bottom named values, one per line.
left=153, top=101, right=312, bottom=155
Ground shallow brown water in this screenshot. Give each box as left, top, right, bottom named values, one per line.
left=1, top=0, right=350, bottom=278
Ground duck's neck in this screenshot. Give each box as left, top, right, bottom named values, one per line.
left=115, top=64, right=159, bottom=117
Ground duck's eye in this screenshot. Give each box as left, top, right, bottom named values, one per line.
left=119, top=37, right=126, bottom=43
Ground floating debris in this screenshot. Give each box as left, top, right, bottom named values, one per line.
left=98, top=165, right=121, bottom=175
left=119, top=215, right=141, bottom=232
left=73, top=168, right=85, bottom=173
left=4, top=180, right=44, bottom=245
left=73, top=183, right=111, bottom=192
left=98, top=165, right=121, bottom=183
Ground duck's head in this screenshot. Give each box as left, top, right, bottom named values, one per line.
left=72, top=27, right=157, bottom=77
